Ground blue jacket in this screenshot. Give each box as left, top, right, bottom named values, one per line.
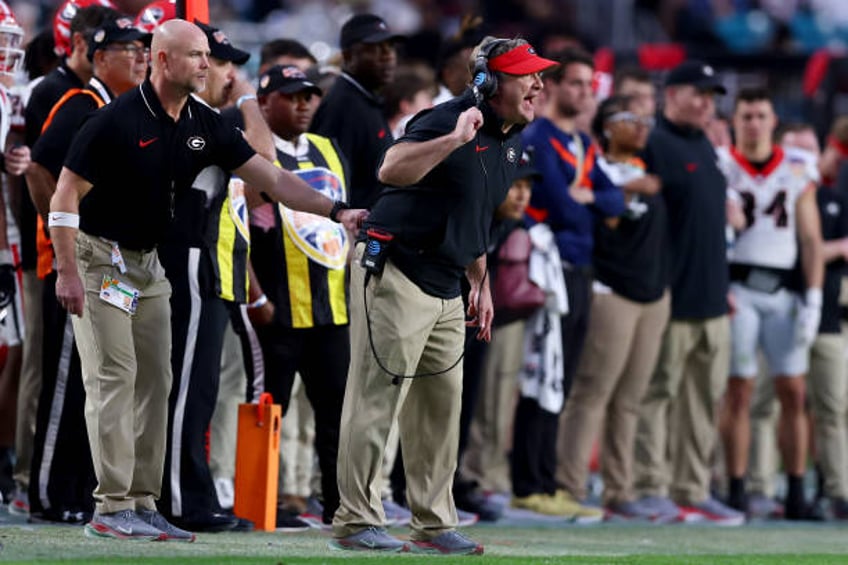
left=522, top=118, right=625, bottom=266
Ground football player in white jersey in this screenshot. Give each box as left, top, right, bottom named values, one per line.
left=718, top=87, right=823, bottom=520
left=0, top=0, right=31, bottom=505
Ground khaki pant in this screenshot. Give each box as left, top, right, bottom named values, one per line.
left=72, top=233, right=172, bottom=514
left=209, top=320, right=244, bottom=483
left=559, top=291, right=669, bottom=505
left=13, top=270, right=43, bottom=490
left=634, top=315, right=730, bottom=504
left=333, top=247, right=463, bottom=541
left=808, top=334, right=848, bottom=499
left=748, top=334, right=848, bottom=499
left=461, top=319, right=526, bottom=493
left=279, top=374, right=315, bottom=499
left=746, top=360, right=778, bottom=496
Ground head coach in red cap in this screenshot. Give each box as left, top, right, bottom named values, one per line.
left=330, top=37, right=557, bottom=555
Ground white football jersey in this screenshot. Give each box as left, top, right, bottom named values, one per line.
left=719, top=145, right=818, bottom=269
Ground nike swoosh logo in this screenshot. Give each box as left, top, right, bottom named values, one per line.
left=116, top=526, right=133, bottom=535
left=139, top=137, right=158, bottom=148
left=475, top=145, right=489, bottom=153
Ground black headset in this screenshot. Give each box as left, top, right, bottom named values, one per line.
left=471, top=38, right=509, bottom=103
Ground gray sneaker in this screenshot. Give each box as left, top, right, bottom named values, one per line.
left=329, top=527, right=409, bottom=552
left=637, top=496, right=682, bottom=523
left=382, top=498, right=412, bottom=527
left=747, top=494, right=783, bottom=520
left=680, top=497, right=745, bottom=526
left=606, top=499, right=658, bottom=521
left=84, top=510, right=167, bottom=541
left=137, top=509, right=196, bottom=542
left=456, top=508, right=479, bottom=527
left=411, top=530, right=484, bottom=555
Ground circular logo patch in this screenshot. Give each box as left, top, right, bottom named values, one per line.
left=506, top=147, right=517, bottom=163
left=187, top=136, right=206, bottom=150
left=94, top=29, right=105, bottom=44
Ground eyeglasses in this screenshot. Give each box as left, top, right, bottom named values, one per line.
left=104, top=44, right=149, bottom=57
left=606, top=111, right=654, bottom=128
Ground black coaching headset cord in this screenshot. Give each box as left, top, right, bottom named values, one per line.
left=362, top=268, right=488, bottom=385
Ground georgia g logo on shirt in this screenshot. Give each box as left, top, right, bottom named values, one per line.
left=187, top=136, right=206, bottom=151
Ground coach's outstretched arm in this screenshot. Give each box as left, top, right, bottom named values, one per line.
left=49, top=167, right=92, bottom=317
left=378, top=107, right=483, bottom=187
left=235, top=154, right=367, bottom=233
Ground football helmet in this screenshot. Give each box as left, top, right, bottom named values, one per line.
left=134, top=0, right=177, bottom=33
left=53, top=0, right=116, bottom=57
left=0, top=1, right=23, bottom=76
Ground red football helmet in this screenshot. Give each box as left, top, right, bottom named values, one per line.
left=0, top=1, right=23, bottom=77
left=134, top=0, right=177, bottom=33
left=53, top=0, right=116, bottom=57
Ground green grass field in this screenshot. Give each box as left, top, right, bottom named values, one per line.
left=2, top=522, right=848, bottom=564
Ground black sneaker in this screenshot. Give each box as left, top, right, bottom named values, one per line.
left=276, top=508, right=310, bottom=532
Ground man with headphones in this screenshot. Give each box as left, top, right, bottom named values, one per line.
left=331, top=37, right=557, bottom=555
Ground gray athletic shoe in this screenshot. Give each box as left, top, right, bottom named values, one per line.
left=637, top=495, right=683, bottom=523
left=136, top=509, right=196, bottom=542
left=329, top=526, right=408, bottom=552
left=681, top=497, right=745, bottom=526
left=410, top=530, right=484, bottom=555
left=84, top=510, right=167, bottom=541
left=606, top=499, right=659, bottom=521
left=382, top=498, right=412, bottom=526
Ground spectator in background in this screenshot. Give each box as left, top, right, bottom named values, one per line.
left=558, top=94, right=669, bottom=520
left=432, top=15, right=482, bottom=105
left=310, top=13, right=401, bottom=209
left=613, top=66, right=656, bottom=117
left=250, top=64, right=350, bottom=528
left=461, top=153, right=539, bottom=504
left=632, top=60, right=743, bottom=525
left=157, top=21, right=270, bottom=535
left=717, top=88, right=822, bottom=521
left=259, top=38, right=316, bottom=74
left=20, top=2, right=119, bottom=521
left=706, top=113, right=732, bottom=149
left=383, top=65, right=436, bottom=139
left=515, top=47, right=624, bottom=520
left=748, top=121, right=848, bottom=521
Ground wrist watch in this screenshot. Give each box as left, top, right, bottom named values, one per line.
left=329, top=200, right=350, bottom=222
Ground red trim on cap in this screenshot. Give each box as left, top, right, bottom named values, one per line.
left=488, top=44, right=558, bottom=75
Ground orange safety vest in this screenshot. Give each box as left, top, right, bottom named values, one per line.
left=37, top=89, right=105, bottom=280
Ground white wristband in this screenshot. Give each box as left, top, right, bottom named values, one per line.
left=47, top=212, right=80, bottom=229
left=805, top=288, right=823, bottom=308
left=248, top=294, right=268, bottom=309
left=236, top=94, right=257, bottom=110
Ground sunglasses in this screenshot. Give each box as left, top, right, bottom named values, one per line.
left=606, top=111, right=655, bottom=128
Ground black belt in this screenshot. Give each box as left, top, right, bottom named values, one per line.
left=729, top=264, right=793, bottom=294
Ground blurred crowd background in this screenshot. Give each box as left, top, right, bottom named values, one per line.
left=14, top=0, right=848, bottom=141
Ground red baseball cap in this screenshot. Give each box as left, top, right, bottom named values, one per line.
left=488, top=44, right=558, bottom=76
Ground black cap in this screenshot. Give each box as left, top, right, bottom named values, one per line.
left=513, top=149, right=541, bottom=182
left=194, top=20, right=250, bottom=65
left=340, top=13, right=403, bottom=50
left=87, top=17, right=151, bottom=62
left=665, top=60, right=727, bottom=94
left=257, top=65, right=322, bottom=97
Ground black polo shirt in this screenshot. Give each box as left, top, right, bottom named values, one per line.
left=32, top=77, right=113, bottom=179
left=364, top=89, right=522, bottom=299
left=817, top=185, right=848, bottom=334
left=310, top=72, right=392, bottom=210
left=643, top=115, right=729, bottom=320
left=22, top=62, right=86, bottom=270
left=64, top=79, right=255, bottom=251
left=593, top=191, right=668, bottom=303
